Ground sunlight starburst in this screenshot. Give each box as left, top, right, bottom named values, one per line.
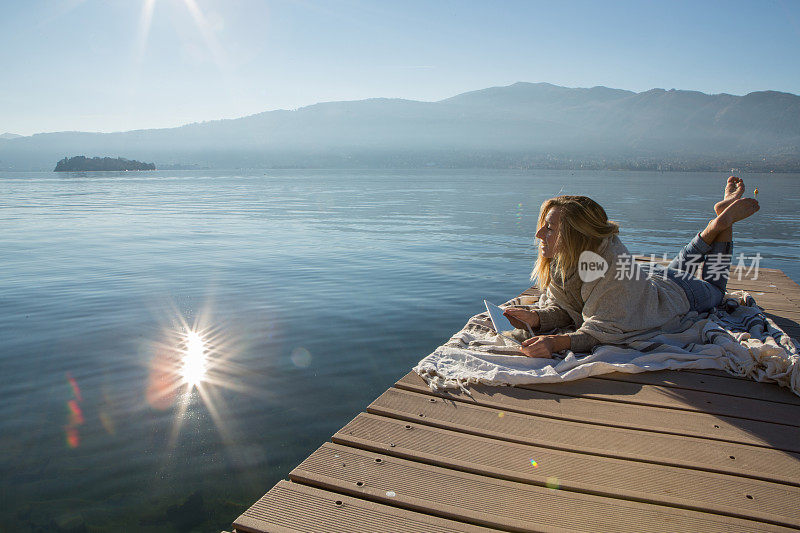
left=134, top=0, right=156, bottom=64
left=134, top=0, right=226, bottom=70
left=181, top=330, right=207, bottom=387
left=145, top=300, right=269, bottom=456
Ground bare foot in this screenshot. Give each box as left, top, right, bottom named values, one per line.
left=714, top=176, right=745, bottom=215
left=714, top=197, right=759, bottom=229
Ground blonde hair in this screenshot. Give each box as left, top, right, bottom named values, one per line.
left=531, top=195, right=619, bottom=289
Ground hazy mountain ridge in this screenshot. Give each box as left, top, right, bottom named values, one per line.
left=1, top=82, right=798, bottom=171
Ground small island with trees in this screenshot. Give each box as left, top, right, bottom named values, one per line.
left=54, top=156, right=156, bottom=172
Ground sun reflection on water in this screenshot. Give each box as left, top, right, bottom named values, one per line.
left=181, top=331, right=207, bottom=387
left=145, top=308, right=261, bottom=454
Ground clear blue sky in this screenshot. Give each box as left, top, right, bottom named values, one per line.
left=2, top=0, right=799, bottom=135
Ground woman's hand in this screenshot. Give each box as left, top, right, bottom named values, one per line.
left=503, top=307, right=540, bottom=330
left=520, top=335, right=570, bottom=358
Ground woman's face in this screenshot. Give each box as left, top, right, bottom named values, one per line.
left=535, top=207, right=561, bottom=259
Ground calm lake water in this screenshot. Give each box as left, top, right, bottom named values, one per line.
left=1, top=169, right=798, bottom=531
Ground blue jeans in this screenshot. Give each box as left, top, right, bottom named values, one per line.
left=641, top=233, right=732, bottom=313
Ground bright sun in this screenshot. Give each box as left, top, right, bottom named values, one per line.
left=136, top=0, right=224, bottom=68
left=181, top=330, right=207, bottom=387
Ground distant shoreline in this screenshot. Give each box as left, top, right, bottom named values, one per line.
left=10, top=166, right=798, bottom=175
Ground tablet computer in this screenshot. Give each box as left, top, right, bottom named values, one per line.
left=484, top=300, right=522, bottom=346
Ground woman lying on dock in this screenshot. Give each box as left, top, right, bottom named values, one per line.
left=504, top=177, right=760, bottom=358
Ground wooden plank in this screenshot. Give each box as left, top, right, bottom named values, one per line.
left=759, top=307, right=800, bottom=322
left=748, top=292, right=800, bottom=312
left=750, top=291, right=800, bottom=314
left=757, top=302, right=800, bottom=315
left=745, top=276, right=797, bottom=289
left=729, top=267, right=782, bottom=278
left=770, top=272, right=800, bottom=292
left=233, top=480, right=501, bottom=533
left=747, top=284, right=800, bottom=299
left=682, top=368, right=751, bottom=380
left=683, top=368, right=750, bottom=380
left=762, top=307, right=800, bottom=321
left=290, top=443, right=795, bottom=533
left=765, top=311, right=800, bottom=326
left=727, top=283, right=792, bottom=296
left=333, top=413, right=800, bottom=527
left=592, top=370, right=800, bottom=406
left=759, top=272, right=800, bottom=286
left=767, top=293, right=800, bottom=308
left=728, top=277, right=787, bottom=287
left=764, top=292, right=800, bottom=310
left=367, top=387, right=800, bottom=486
left=396, top=372, right=800, bottom=452
left=515, top=378, right=800, bottom=426
left=747, top=285, right=800, bottom=301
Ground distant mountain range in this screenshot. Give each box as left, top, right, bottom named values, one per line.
left=2, top=82, right=799, bottom=171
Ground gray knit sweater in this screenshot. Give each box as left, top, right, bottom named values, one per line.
left=534, top=236, right=691, bottom=353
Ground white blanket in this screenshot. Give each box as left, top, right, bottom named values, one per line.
left=414, top=291, right=800, bottom=397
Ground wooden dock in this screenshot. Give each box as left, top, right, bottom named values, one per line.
left=230, top=265, right=800, bottom=533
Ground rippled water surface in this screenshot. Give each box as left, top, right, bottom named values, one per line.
left=1, top=169, right=798, bottom=531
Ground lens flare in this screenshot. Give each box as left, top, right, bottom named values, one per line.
left=181, top=331, right=207, bottom=387
left=65, top=427, right=80, bottom=449
left=290, top=346, right=312, bottom=368
left=99, top=410, right=115, bottom=435
left=68, top=400, right=85, bottom=425
left=64, top=372, right=85, bottom=448
left=67, top=372, right=82, bottom=401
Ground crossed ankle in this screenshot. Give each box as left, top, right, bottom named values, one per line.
left=710, top=215, right=733, bottom=232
